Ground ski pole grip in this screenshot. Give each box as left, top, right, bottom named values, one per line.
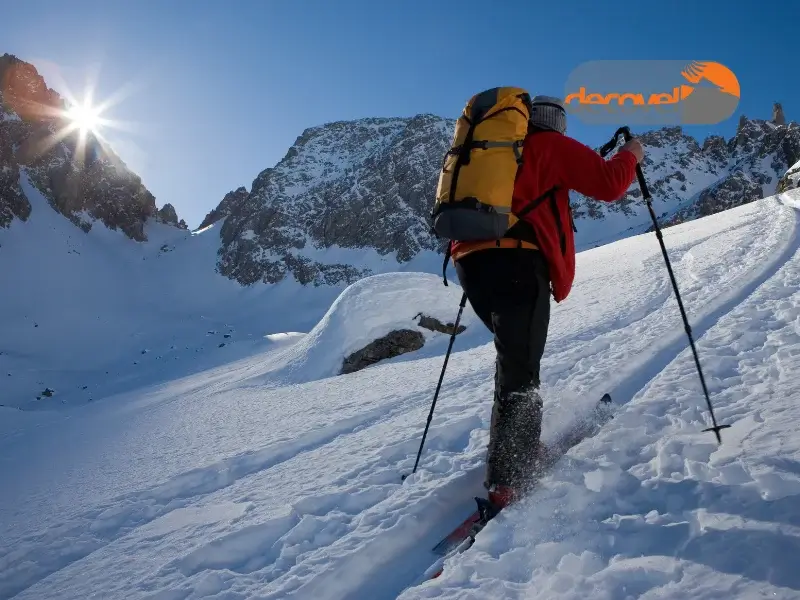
left=599, top=127, right=629, bottom=158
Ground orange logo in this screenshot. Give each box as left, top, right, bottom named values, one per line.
left=678, top=60, right=740, bottom=101
left=563, top=60, right=740, bottom=125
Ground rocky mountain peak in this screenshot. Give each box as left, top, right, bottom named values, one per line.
left=197, top=186, right=249, bottom=230
left=157, top=203, right=188, bottom=229
left=0, top=54, right=185, bottom=241
left=730, top=115, right=778, bottom=157
left=208, top=114, right=452, bottom=287
left=773, top=102, right=786, bottom=125
left=638, top=126, right=698, bottom=151
left=0, top=53, right=61, bottom=122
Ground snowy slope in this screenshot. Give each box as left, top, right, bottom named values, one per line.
left=3, top=189, right=800, bottom=599
left=0, top=165, right=449, bottom=409
left=0, top=170, right=348, bottom=409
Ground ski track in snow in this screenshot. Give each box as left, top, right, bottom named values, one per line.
left=402, top=193, right=800, bottom=599
left=1, top=403, right=412, bottom=597
left=3, top=193, right=800, bottom=599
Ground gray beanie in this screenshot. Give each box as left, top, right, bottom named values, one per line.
left=530, top=95, right=567, bottom=134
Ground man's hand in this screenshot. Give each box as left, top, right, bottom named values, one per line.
left=620, top=138, right=644, bottom=163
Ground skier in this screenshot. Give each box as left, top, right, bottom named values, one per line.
left=449, top=95, right=644, bottom=515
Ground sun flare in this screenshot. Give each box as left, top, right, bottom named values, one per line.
left=65, top=101, right=104, bottom=136
left=25, top=66, right=141, bottom=167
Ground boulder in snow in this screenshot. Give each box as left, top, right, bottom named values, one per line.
left=414, top=313, right=467, bottom=336
left=36, top=387, right=55, bottom=400
left=341, top=329, right=424, bottom=375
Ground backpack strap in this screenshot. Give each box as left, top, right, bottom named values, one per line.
left=514, top=186, right=558, bottom=221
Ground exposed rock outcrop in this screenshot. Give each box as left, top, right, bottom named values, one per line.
left=197, top=186, right=249, bottom=230
left=415, top=313, right=467, bottom=336
left=341, top=329, right=425, bottom=374
left=777, top=161, right=800, bottom=193
left=773, top=102, right=786, bottom=126
left=157, top=203, right=187, bottom=229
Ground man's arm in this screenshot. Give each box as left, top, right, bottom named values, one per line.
left=553, top=134, right=640, bottom=202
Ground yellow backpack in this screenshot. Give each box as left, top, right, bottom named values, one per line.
left=431, top=87, right=532, bottom=243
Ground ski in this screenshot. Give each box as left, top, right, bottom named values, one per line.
left=423, top=393, right=615, bottom=580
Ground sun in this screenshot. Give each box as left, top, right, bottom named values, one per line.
left=65, top=101, right=104, bottom=136
left=30, top=67, right=140, bottom=167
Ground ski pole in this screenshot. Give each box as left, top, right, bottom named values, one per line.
left=600, top=126, right=730, bottom=443
left=402, top=292, right=468, bottom=481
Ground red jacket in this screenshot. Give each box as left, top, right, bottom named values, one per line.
left=451, top=131, right=638, bottom=302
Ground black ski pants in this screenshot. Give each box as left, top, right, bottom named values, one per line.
left=455, top=247, right=551, bottom=491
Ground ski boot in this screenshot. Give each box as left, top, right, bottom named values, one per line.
left=469, top=484, right=517, bottom=538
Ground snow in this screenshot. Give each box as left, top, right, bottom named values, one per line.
left=248, top=272, right=483, bottom=387
left=0, top=171, right=380, bottom=409
left=3, top=181, right=800, bottom=598
left=788, top=159, right=800, bottom=186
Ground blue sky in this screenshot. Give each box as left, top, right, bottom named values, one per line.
left=2, top=0, right=796, bottom=228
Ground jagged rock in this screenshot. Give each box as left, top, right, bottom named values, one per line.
left=702, top=135, right=728, bottom=163
left=415, top=313, right=466, bottom=336
left=0, top=54, right=61, bottom=121
left=0, top=116, right=30, bottom=227
left=157, top=203, right=186, bottom=228
left=0, top=54, right=186, bottom=240
left=198, top=186, right=250, bottom=230
left=778, top=162, right=800, bottom=193
left=341, top=329, right=425, bottom=374
left=214, top=115, right=450, bottom=286
left=773, top=102, right=786, bottom=126
left=738, top=114, right=748, bottom=131
left=695, top=172, right=766, bottom=216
